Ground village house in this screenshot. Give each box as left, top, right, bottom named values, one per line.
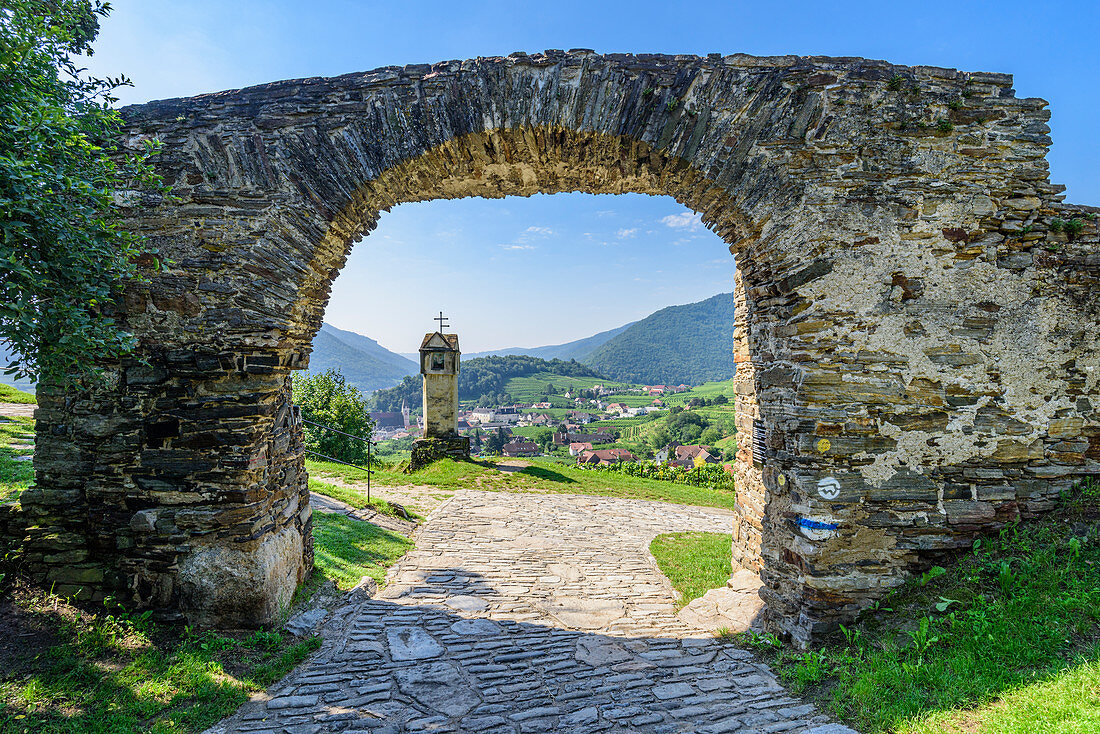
left=656, top=442, right=721, bottom=467
left=501, top=440, right=540, bottom=457
left=495, top=406, right=523, bottom=424
left=644, top=385, right=667, bottom=395
left=577, top=448, right=637, bottom=465
left=468, top=407, right=495, bottom=424
left=568, top=441, right=593, bottom=456
left=606, top=403, right=630, bottom=415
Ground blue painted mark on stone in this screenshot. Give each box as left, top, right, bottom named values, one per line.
left=798, top=518, right=839, bottom=532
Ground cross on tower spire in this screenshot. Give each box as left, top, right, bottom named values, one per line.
left=434, top=311, right=449, bottom=332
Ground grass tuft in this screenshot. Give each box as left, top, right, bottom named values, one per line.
left=649, top=532, right=732, bottom=608
left=310, top=512, right=412, bottom=590
left=0, top=416, right=35, bottom=503
left=0, top=584, right=321, bottom=734
left=0, top=385, right=35, bottom=405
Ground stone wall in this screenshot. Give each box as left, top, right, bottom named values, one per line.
left=11, top=50, right=1097, bottom=638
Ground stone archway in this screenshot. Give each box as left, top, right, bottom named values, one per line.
left=15, top=51, right=1098, bottom=643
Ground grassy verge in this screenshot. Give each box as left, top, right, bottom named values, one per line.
left=650, top=532, right=732, bottom=608
left=0, top=385, right=35, bottom=405
left=306, top=456, right=738, bottom=510
left=308, top=477, right=422, bottom=521
left=0, top=584, right=321, bottom=734
left=0, top=430, right=414, bottom=732
left=0, top=501, right=413, bottom=733
left=311, top=511, right=413, bottom=590
left=737, top=480, right=1100, bottom=733
left=0, top=417, right=34, bottom=504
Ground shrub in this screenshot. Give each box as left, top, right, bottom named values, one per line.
left=575, top=460, right=734, bottom=491
left=293, top=369, right=375, bottom=466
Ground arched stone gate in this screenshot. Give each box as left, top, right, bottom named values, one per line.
left=14, top=51, right=1098, bottom=644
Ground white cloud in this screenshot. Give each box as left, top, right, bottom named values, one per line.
left=660, top=211, right=704, bottom=231
left=524, top=226, right=554, bottom=236
left=616, top=228, right=638, bottom=239
left=500, top=244, right=536, bottom=251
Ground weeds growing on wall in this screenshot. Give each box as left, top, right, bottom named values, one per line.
left=733, top=478, right=1100, bottom=733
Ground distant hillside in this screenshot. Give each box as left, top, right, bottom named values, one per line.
left=307, top=324, right=417, bottom=394
left=0, top=343, right=34, bottom=393
left=371, top=355, right=605, bottom=411
left=463, top=322, right=635, bottom=361
left=582, top=292, right=735, bottom=385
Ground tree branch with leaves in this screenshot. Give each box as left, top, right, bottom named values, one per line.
left=0, top=0, right=165, bottom=386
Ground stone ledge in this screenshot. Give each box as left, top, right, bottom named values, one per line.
left=409, top=436, right=470, bottom=472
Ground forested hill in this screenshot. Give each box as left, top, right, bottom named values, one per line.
left=462, top=321, right=635, bottom=361
left=307, top=324, right=417, bottom=394
left=370, top=355, right=604, bottom=411
left=582, top=292, right=735, bottom=385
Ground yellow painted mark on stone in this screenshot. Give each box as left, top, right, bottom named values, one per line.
left=777, top=474, right=786, bottom=486
left=817, top=438, right=832, bottom=453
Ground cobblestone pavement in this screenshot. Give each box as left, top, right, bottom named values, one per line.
left=0, top=403, right=35, bottom=418
left=210, top=490, right=846, bottom=734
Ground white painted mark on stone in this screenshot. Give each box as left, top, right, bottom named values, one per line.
left=798, top=516, right=840, bottom=541
left=817, top=477, right=841, bottom=500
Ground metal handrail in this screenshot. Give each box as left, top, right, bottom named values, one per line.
left=300, top=417, right=376, bottom=501
left=301, top=417, right=373, bottom=444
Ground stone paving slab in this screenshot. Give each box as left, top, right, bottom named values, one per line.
left=207, top=490, right=847, bottom=733
left=0, top=403, right=35, bottom=419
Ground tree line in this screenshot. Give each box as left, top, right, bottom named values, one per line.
left=371, top=355, right=604, bottom=411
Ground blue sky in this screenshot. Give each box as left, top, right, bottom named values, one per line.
left=84, top=0, right=1099, bottom=353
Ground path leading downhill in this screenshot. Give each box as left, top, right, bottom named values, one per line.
left=211, top=490, right=847, bottom=734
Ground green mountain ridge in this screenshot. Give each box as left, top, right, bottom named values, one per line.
left=583, top=292, right=735, bottom=385
left=462, top=321, right=636, bottom=361
left=306, top=324, right=418, bottom=395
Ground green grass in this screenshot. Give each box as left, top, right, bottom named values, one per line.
left=311, top=512, right=413, bottom=590
left=0, top=385, right=35, bottom=405
left=0, top=478, right=415, bottom=733
left=507, top=425, right=548, bottom=439
left=306, top=457, right=739, bottom=511
left=738, top=480, right=1100, bottom=734
left=307, top=478, right=422, bottom=521
left=661, top=378, right=737, bottom=406
left=650, top=532, right=733, bottom=609
left=0, top=417, right=34, bottom=503
left=0, top=585, right=321, bottom=734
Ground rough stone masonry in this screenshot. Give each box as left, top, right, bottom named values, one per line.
left=8, top=50, right=1097, bottom=643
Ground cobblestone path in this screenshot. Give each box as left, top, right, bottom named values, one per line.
left=211, top=490, right=846, bottom=734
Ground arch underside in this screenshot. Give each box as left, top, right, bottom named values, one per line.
left=13, top=51, right=1097, bottom=645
